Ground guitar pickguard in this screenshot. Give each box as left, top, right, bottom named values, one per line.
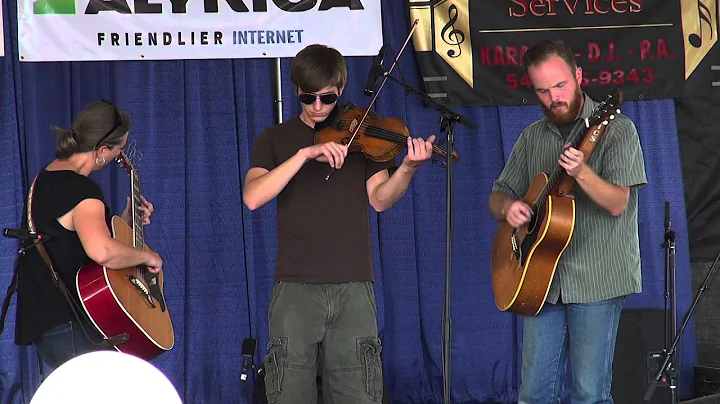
left=144, top=272, right=167, bottom=312
left=519, top=206, right=546, bottom=266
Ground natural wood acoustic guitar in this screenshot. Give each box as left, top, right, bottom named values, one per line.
left=76, top=150, right=174, bottom=359
left=490, top=89, right=623, bottom=316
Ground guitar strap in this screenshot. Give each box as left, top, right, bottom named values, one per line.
left=0, top=256, right=19, bottom=336
left=0, top=175, right=129, bottom=349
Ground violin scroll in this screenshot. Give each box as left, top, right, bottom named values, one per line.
left=429, top=135, right=460, bottom=167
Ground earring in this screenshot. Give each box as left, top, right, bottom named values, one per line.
left=95, top=156, right=106, bottom=166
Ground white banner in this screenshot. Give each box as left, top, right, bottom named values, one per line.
left=17, top=0, right=381, bottom=62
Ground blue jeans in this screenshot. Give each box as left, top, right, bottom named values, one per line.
left=519, top=296, right=625, bottom=404
left=33, top=320, right=108, bottom=370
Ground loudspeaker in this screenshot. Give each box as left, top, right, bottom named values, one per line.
left=681, top=393, right=720, bottom=403
left=612, top=308, right=672, bottom=404
left=690, top=261, right=720, bottom=367
left=695, top=365, right=720, bottom=398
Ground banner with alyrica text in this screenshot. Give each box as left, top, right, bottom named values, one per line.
left=17, top=0, right=381, bottom=62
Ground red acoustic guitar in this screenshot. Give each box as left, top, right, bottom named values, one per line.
left=490, top=90, right=623, bottom=316
left=76, top=150, right=174, bottom=359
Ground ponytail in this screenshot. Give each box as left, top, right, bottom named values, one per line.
left=53, top=125, right=78, bottom=159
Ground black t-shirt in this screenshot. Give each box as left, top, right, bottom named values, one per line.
left=248, top=115, right=397, bottom=284
left=558, top=120, right=578, bottom=141
left=15, top=169, right=109, bottom=345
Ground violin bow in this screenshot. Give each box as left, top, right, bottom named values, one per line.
left=326, top=19, right=420, bottom=180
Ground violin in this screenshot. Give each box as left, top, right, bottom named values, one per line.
left=314, top=102, right=460, bottom=165
left=314, top=19, right=459, bottom=181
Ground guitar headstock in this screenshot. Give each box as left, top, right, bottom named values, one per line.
left=588, top=88, right=623, bottom=128
left=116, top=150, right=136, bottom=174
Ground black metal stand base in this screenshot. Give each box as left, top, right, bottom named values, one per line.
left=644, top=209, right=720, bottom=402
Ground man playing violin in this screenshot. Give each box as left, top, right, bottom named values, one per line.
left=242, top=43, right=436, bottom=403
left=488, top=39, right=647, bottom=403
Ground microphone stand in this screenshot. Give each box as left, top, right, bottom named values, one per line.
left=662, top=201, right=679, bottom=404
left=377, top=69, right=475, bottom=404
left=644, top=203, right=720, bottom=402
left=0, top=233, right=51, bottom=337
left=240, top=362, right=267, bottom=404
left=17, top=236, right=51, bottom=255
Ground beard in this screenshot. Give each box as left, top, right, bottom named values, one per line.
left=542, top=85, right=583, bottom=126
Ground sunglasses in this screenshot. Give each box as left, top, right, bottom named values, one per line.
left=298, top=92, right=338, bottom=105
left=93, top=99, right=124, bottom=150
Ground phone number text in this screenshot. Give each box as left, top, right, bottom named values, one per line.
left=506, top=68, right=655, bottom=90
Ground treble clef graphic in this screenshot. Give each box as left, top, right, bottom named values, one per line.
left=440, top=3, right=465, bottom=58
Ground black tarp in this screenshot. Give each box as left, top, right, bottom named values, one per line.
left=675, top=89, right=720, bottom=263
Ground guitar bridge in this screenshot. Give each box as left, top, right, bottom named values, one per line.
left=511, top=229, right=521, bottom=262
left=126, top=274, right=156, bottom=309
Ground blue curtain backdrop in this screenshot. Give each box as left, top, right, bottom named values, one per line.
left=0, top=1, right=697, bottom=403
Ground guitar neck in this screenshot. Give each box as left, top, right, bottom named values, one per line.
left=131, top=170, right=146, bottom=250
left=534, top=90, right=622, bottom=207
left=535, top=121, right=587, bottom=204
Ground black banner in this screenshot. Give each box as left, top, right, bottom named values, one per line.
left=408, top=0, right=720, bottom=106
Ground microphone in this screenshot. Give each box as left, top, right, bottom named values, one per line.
left=364, top=45, right=387, bottom=97
left=665, top=201, right=671, bottom=232
left=3, top=228, right=45, bottom=240
left=240, top=338, right=256, bottom=383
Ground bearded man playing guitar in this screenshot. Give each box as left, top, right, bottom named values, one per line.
left=242, top=44, right=436, bottom=404
left=488, top=40, right=648, bottom=403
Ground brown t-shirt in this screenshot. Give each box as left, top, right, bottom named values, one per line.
left=248, top=116, right=397, bottom=284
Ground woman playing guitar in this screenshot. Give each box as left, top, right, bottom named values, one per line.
left=10, top=100, right=162, bottom=369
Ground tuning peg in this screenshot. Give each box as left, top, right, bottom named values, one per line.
left=609, top=115, right=615, bottom=120
left=616, top=108, right=621, bottom=114
left=602, top=120, right=608, bottom=125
